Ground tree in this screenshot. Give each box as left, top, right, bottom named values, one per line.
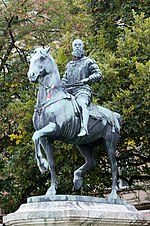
left=85, top=11, right=150, bottom=187
left=84, top=0, right=150, bottom=49
left=0, top=0, right=71, bottom=212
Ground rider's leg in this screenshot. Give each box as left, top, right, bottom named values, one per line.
left=76, top=94, right=90, bottom=136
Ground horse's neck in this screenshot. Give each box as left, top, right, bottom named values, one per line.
left=36, top=73, right=63, bottom=106
left=45, top=71, right=60, bottom=87
left=37, top=86, right=47, bottom=105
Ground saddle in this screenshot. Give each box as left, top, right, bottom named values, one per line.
left=65, top=93, right=121, bottom=133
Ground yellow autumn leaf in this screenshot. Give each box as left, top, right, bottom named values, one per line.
left=16, top=140, right=21, bottom=145
left=127, top=140, right=136, bottom=146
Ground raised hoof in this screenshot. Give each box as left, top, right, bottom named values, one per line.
left=38, top=158, right=49, bottom=173
left=73, top=177, right=83, bottom=190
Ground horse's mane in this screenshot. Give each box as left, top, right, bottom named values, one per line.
left=48, top=52, right=60, bottom=79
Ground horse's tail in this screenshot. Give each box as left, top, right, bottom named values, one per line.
left=114, top=112, right=122, bottom=126
left=113, top=112, right=122, bottom=133
left=35, top=142, right=49, bottom=173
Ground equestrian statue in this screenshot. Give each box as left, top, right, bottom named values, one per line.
left=27, top=40, right=122, bottom=202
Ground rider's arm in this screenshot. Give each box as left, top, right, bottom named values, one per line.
left=87, top=58, right=102, bottom=83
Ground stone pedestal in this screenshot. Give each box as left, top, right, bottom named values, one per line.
left=3, top=195, right=150, bottom=226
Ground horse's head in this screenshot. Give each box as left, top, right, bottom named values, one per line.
left=28, top=47, right=52, bottom=82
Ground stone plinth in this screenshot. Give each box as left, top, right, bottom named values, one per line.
left=3, top=195, right=150, bottom=226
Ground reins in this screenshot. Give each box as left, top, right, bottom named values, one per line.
left=33, top=79, right=85, bottom=99
left=39, top=80, right=85, bottom=90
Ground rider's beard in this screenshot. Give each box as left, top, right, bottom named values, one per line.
left=72, top=49, right=84, bottom=58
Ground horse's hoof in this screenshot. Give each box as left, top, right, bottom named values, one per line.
left=73, top=177, right=83, bottom=189
left=108, top=191, right=120, bottom=204
left=45, top=188, right=56, bottom=196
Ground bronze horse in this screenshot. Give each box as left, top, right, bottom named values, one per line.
left=27, top=47, right=121, bottom=202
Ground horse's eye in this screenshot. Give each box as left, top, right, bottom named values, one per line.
left=40, top=56, right=45, bottom=61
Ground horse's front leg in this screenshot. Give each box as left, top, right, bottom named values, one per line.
left=32, top=122, right=58, bottom=195
left=40, top=137, right=58, bottom=195
left=32, top=122, right=56, bottom=143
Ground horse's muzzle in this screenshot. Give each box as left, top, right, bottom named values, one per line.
left=28, top=72, right=38, bottom=82
left=28, top=69, right=46, bottom=82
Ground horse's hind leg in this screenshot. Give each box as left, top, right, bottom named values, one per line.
left=73, top=144, right=96, bottom=189
left=105, top=134, right=120, bottom=202
left=40, top=137, right=58, bottom=195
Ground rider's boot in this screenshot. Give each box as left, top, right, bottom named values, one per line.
left=78, top=127, right=89, bottom=137
left=78, top=107, right=89, bottom=137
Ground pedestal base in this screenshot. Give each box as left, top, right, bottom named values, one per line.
left=3, top=195, right=150, bottom=226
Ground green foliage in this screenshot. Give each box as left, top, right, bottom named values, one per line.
left=84, top=0, right=150, bottom=49
left=89, top=12, right=150, bottom=186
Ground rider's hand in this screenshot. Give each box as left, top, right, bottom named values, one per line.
left=81, top=78, right=90, bottom=84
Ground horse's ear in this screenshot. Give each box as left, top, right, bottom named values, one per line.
left=46, top=47, right=51, bottom=53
